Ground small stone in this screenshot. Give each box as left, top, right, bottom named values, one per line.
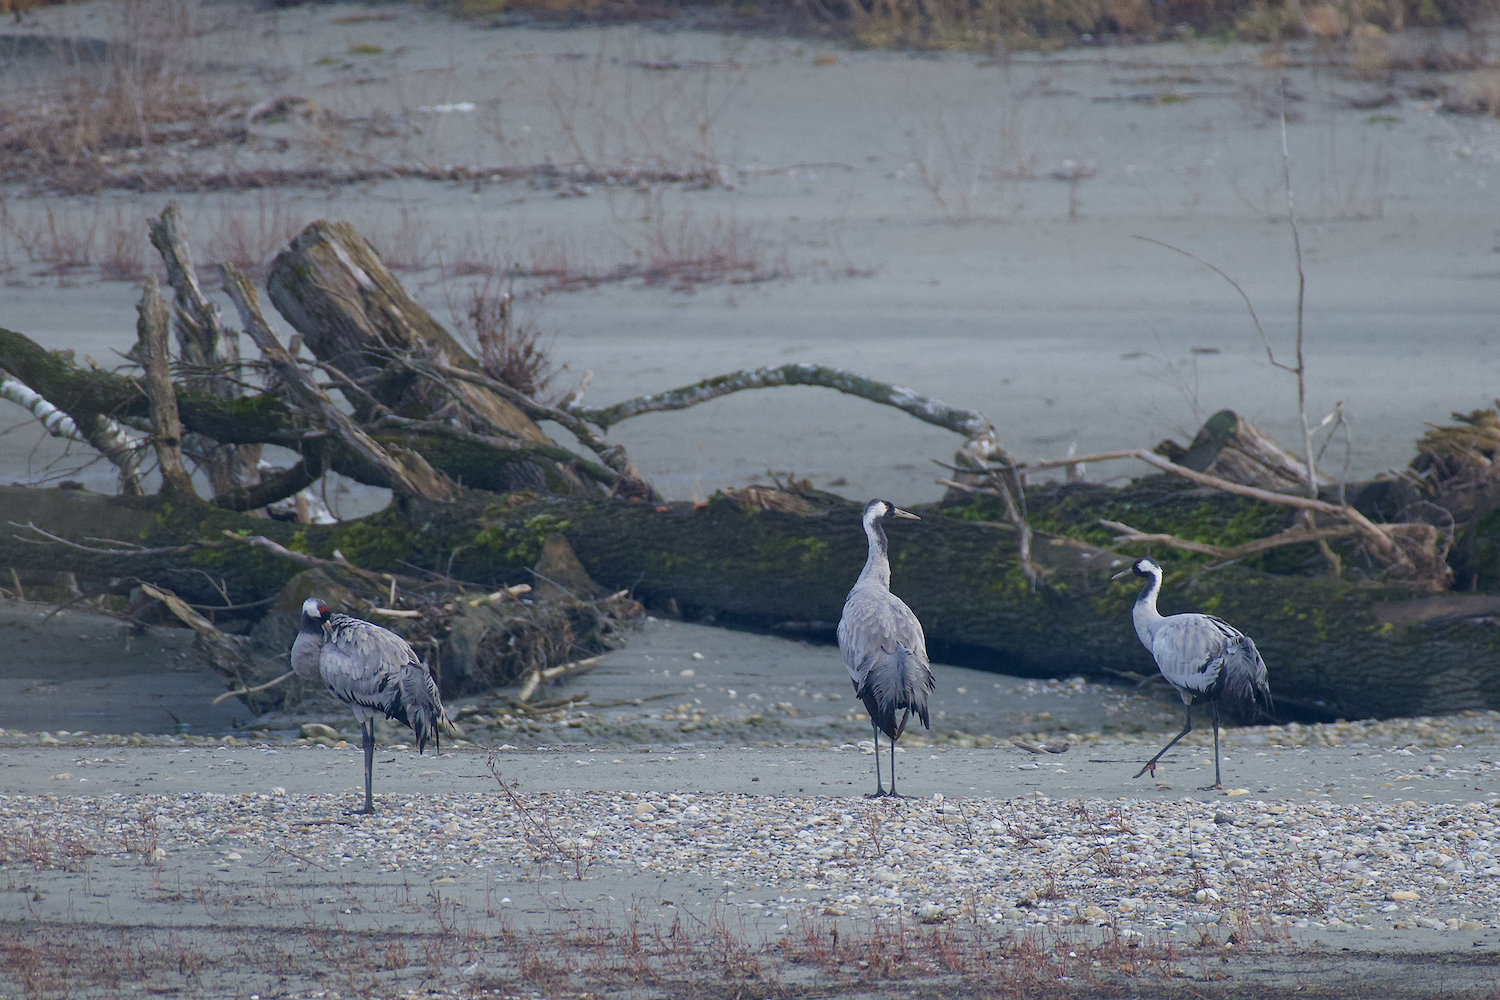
left=38, top=732, right=60, bottom=745
left=917, top=903, right=946, bottom=923
left=270, top=786, right=286, bottom=797
left=433, top=877, right=456, bottom=886
left=300, top=723, right=340, bottom=740
left=225, top=852, right=242, bottom=861
left=633, top=802, right=655, bottom=816
left=692, top=652, right=705, bottom=660
left=1214, top=812, right=1232, bottom=825
left=150, top=847, right=166, bottom=863
left=1389, top=890, right=1420, bottom=902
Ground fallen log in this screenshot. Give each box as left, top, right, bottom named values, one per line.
left=2, top=481, right=1498, bottom=721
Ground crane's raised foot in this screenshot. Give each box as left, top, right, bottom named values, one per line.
left=1133, top=761, right=1157, bottom=779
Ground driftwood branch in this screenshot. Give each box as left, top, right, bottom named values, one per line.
left=368, top=415, right=621, bottom=487
left=1023, top=447, right=1417, bottom=577
left=136, top=277, right=196, bottom=497
left=211, top=670, right=295, bottom=705
left=936, top=478, right=1040, bottom=583
left=149, top=205, right=236, bottom=375
left=136, top=581, right=254, bottom=682
left=220, top=264, right=454, bottom=503
left=0, top=366, right=144, bottom=494
left=148, top=203, right=260, bottom=496
left=418, top=359, right=641, bottom=479
left=1099, top=518, right=1360, bottom=563
left=572, top=362, right=1014, bottom=459
left=218, top=530, right=422, bottom=586
left=9, top=521, right=208, bottom=556
left=212, top=455, right=325, bottom=513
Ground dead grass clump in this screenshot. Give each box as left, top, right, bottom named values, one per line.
left=459, top=280, right=558, bottom=399
left=0, top=50, right=233, bottom=194
left=203, top=193, right=309, bottom=277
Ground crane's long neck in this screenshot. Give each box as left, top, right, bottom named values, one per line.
left=1131, top=568, right=1165, bottom=648
left=291, top=614, right=326, bottom=681
left=857, top=513, right=891, bottom=590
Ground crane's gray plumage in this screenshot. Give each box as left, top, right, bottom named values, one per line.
left=292, top=597, right=448, bottom=813
left=1114, top=557, right=1271, bottom=789
left=838, top=499, right=935, bottom=797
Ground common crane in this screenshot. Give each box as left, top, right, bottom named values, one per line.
left=1113, top=557, right=1272, bottom=789
left=838, top=499, right=935, bottom=797
left=292, top=598, right=449, bottom=814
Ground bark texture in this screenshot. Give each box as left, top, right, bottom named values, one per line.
left=3, top=483, right=1498, bottom=721
left=265, top=221, right=591, bottom=494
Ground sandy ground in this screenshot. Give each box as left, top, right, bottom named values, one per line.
left=0, top=1, right=1497, bottom=507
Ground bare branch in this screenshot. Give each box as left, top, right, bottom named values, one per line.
left=218, top=530, right=423, bottom=586
left=211, top=670, right=295, bottom=705
left=149, top=203, right=261, bottom=496
left=9, top=521, right=208, bottom=556
left=405, top=357, right=650, bottom=492
left=1022, top=447, right=1416, bottom=575
left=136, top=276, right=197, bottom=497
left=936, top=477, right=1040, bottom=584
left=136, top=581, right=254, bottom=682
left=1100, top=518, right=1359, bottom=562
left=1131, top=236, right=1292, bottom=375
left=0, top=366, right=143, bottom=494
left=572, top=362, right=1012, bottom=460
left=220, top=264, right=453, bottom=503
left=367, top=414, right=621, bottom=486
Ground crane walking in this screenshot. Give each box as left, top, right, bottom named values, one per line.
left=292, top=598, right=449, bottom=814
left=1114, top=557, right=1272, bottom=789
left=838, top=499, right=935, bottom=797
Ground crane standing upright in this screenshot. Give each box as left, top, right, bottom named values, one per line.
left=838, top=499, right=935, bottom=797
left=292, top=598, right=448, bottom=814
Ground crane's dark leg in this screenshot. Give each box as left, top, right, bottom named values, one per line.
left=888, top=730, right=898, bottom=797
left=1134, top=704, right=1193, bottom=779
left=1200, top=704, right=1223, bottom=791
left=361, top=719, right=376, bottom=815
left=868, top=722, right=886, bottom=797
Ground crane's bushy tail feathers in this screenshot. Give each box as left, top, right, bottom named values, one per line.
left=1221, top=635, right=1273, bottom=722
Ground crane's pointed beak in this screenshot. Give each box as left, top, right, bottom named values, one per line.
left=891, top=508, right=920, bottom=520
left=321, top=620, right=333, bottom=638
left=1111, top=568, right=1134, bottom=581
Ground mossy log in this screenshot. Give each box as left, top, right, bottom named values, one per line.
left=3, top=482, right=1499, bottom=721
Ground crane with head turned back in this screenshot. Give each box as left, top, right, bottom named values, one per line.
left=292, top=598, right=449, bottom=814
left=1113, top=557, right=1272, bottom=789
left=838, top=499, right=935, bottom=797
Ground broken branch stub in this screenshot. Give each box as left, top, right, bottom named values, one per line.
left=148, top=204, right=262, bottom=495
left=265, top=220, right=593, bottom=494
left=220, top=264, right=454, bottom=503
left=135, top=277, right=196, bottom=498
